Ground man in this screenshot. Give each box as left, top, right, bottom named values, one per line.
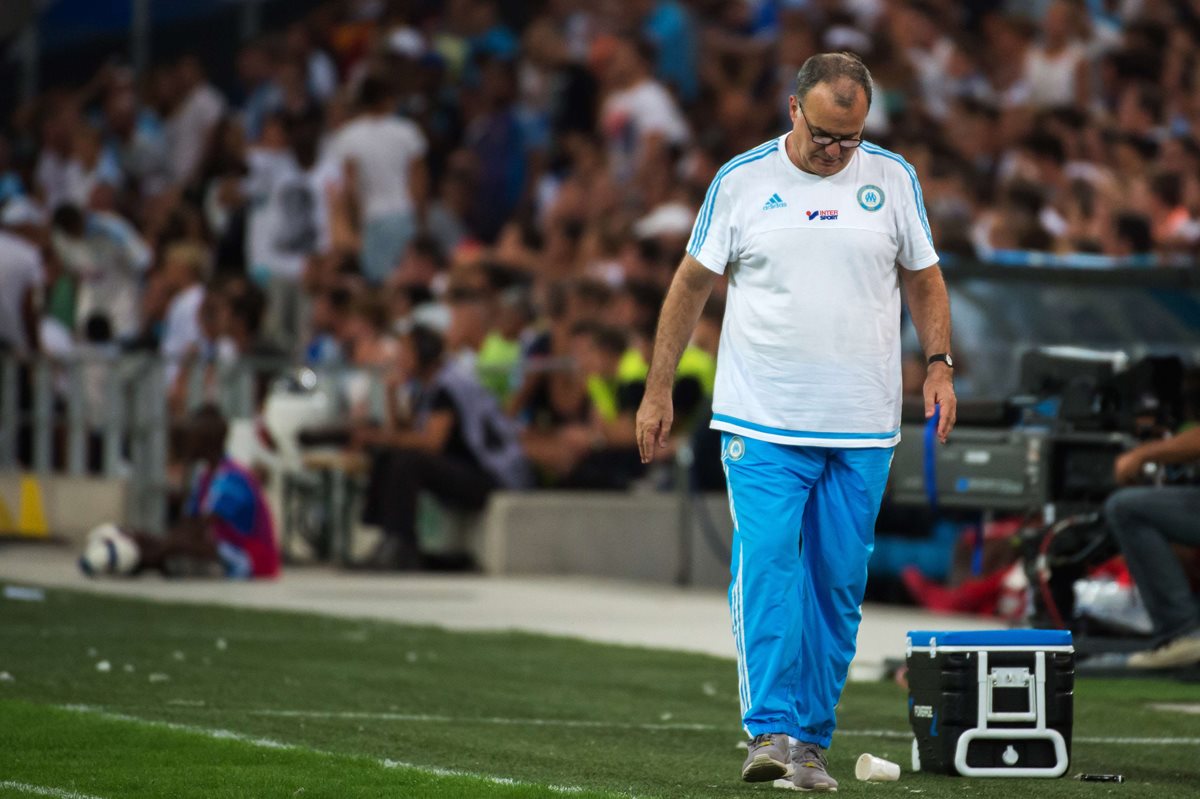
left=355, top=325, right=530, bottom=569
left=326, top=74, right=428, bottom=284
left=1105, top=424, right=1200, bottom=669
left=635, top=53, right=956, bottom=791
left=0, top=199, right=47, bottom=358
left=165, top=55, right=227, bottom=187
left=120, top=405, right=280, bottom=579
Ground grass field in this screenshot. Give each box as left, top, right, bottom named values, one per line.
left=1, top=586, right=1199, bottom=798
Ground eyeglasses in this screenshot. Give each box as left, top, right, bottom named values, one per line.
left=798, top=103, right=863, bottom=149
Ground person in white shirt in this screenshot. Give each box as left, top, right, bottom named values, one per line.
left=240, top=114, right=337, bottom=347
left=636, top=53, right=956, bottom=792
left=325, top=74, right=429, bottom=284
left=0, top=199, right=47, bottom=357
left=165, top=56, right=227, bottom=187
left=50, top=198, right=151, bottom=342
left=598, top=36, right=691, bottom=190
left=1022, top=0, right=1089, bottom=109
left=158, top=242, right=209, bottom=390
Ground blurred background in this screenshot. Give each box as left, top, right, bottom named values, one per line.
left=0, top=0, right=1198, bottom=641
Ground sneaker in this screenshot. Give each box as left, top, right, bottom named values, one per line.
left=742, top=733, right=792, bottom=782
left=1127, top=633, right=1200, bottom=669
left=773, top=742, right=838, bottom=792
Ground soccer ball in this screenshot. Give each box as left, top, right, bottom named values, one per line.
left=79, top=523, right=140, bottom=577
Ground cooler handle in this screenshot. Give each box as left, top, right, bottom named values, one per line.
left=953, top=728, right=1069, bottom=778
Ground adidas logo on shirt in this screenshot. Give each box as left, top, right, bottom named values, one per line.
left=762, top=193, right=787, bottom=210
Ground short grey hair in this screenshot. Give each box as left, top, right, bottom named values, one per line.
left=794, top=52, right=873, bottom=109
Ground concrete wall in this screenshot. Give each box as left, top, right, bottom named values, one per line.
left=0, top=472, right=128, bottom=544
left=478, top=490, right=734, bottom=589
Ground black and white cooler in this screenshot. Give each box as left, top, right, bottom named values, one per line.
left=906, top=629, right=1075, bottom=778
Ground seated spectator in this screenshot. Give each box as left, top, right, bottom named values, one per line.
left=355, top=325, right=531, bottom=569
left=125, top=404, right=280, bottom=579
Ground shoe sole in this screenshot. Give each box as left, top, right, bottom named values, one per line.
left=741, top=755, right=792, bottom=782
left=772, top=777, right=837, bottom=792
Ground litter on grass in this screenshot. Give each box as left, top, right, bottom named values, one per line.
left=3, top=586, right=45, bottom=602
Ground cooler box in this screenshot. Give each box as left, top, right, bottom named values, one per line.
left=906, top=629, right=1074, bottom=778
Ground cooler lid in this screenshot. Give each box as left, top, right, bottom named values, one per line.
left=907, top=629, right=1073, bottom=648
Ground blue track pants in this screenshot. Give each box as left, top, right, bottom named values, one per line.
left=721, top=433, right=893, bottom=747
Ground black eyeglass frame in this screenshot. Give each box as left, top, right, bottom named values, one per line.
left=796, top=102, right=864, bottom=150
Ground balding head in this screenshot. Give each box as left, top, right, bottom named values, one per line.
left=794, top=52, right=873, bottom=109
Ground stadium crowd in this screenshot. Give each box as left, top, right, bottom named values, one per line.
left=2, top=0, right=1200, bottom=496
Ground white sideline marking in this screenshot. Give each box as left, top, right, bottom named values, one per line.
left=60, top=705, right=637, bottom=798
left=251, top=709, right=716, bottom=732
left=250, top=711, right=1200, bottom=746
left=1149, top=702, right=1200, bottom=716
left=0, top=782, right=107, bottom=799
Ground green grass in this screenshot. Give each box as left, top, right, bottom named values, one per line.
left=1, top=586, right=1198, bottom=798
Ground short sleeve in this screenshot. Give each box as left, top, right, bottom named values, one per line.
left=894, top=162, right=938, bottom=271
left=686, top=175, right=738, bottom=275
left=396, top=120, right=428, bottom=162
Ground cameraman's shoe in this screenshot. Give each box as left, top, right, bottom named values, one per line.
left=1128, top=631, right=1200, bottom=669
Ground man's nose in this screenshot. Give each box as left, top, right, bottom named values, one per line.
left=824, top=142, right=841, bottom=158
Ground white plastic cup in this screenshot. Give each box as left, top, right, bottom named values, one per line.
left=855, top=753, right=901, bottom=782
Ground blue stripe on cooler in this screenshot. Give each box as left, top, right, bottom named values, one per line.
left=712, top=413, right=900, bottom=440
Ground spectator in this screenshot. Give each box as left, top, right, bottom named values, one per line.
left=0, top=199, right=47, bottom=357
left=102, top=78, right=171, bottom=200
left=355, top=324, right=530, bottom=569
left=49, top=202, right=151, bottom=341
left=326, top=74, right=429, bottom=283
left=631, top=0, right=700, bottom=103
left=1022, top=0, right=1090, bottom=109
left=597, top=36, right=690, bottom=189
left=158, top=242, right=209, bottom=387
left=165, top=56, right=228, bottom=187
left=464, top=57, right=530, bottom=243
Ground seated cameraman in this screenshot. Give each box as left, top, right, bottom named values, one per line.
left=1105, top=425, right=1200, bottom=669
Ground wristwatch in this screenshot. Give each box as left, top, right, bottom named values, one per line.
left=927, top=353, right=954, bottom=369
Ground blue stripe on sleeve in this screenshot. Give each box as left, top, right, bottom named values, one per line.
left=860, top=142, right=933, bottom=246
left=687, top=140, right=778, bottom=256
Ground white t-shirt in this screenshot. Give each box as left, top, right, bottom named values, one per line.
left=68, top=211, right=152, bottom=339
left=244, top=149, right=337, bottom=281
left=688, top=135, right=938, bottom=448
left=166, top=83, right=227, bottom=184
left=601, top=79, right=691, bottom=181
left=160, top=283, right=205, bottom=386
left=0, top=231, right=44, bottom=356
left=325, top=115, right=427, bottom=221
left=1023, top=43, right=1085, bottom=109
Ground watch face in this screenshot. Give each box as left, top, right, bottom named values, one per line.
left=944, top=354, right=954, bottom=368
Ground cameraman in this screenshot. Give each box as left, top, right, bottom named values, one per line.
left=1105, top=425, right=1200, bottom=669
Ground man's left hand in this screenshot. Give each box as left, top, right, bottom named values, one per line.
left=1114, top=451, right=1144, bottom=485
left=925, top=365, right=957, bottom=444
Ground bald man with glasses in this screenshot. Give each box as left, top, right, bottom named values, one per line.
left=636, top=52, right=956, bottom=791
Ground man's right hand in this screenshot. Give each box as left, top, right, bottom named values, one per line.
left=636, top=387, right=674, bottom=464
